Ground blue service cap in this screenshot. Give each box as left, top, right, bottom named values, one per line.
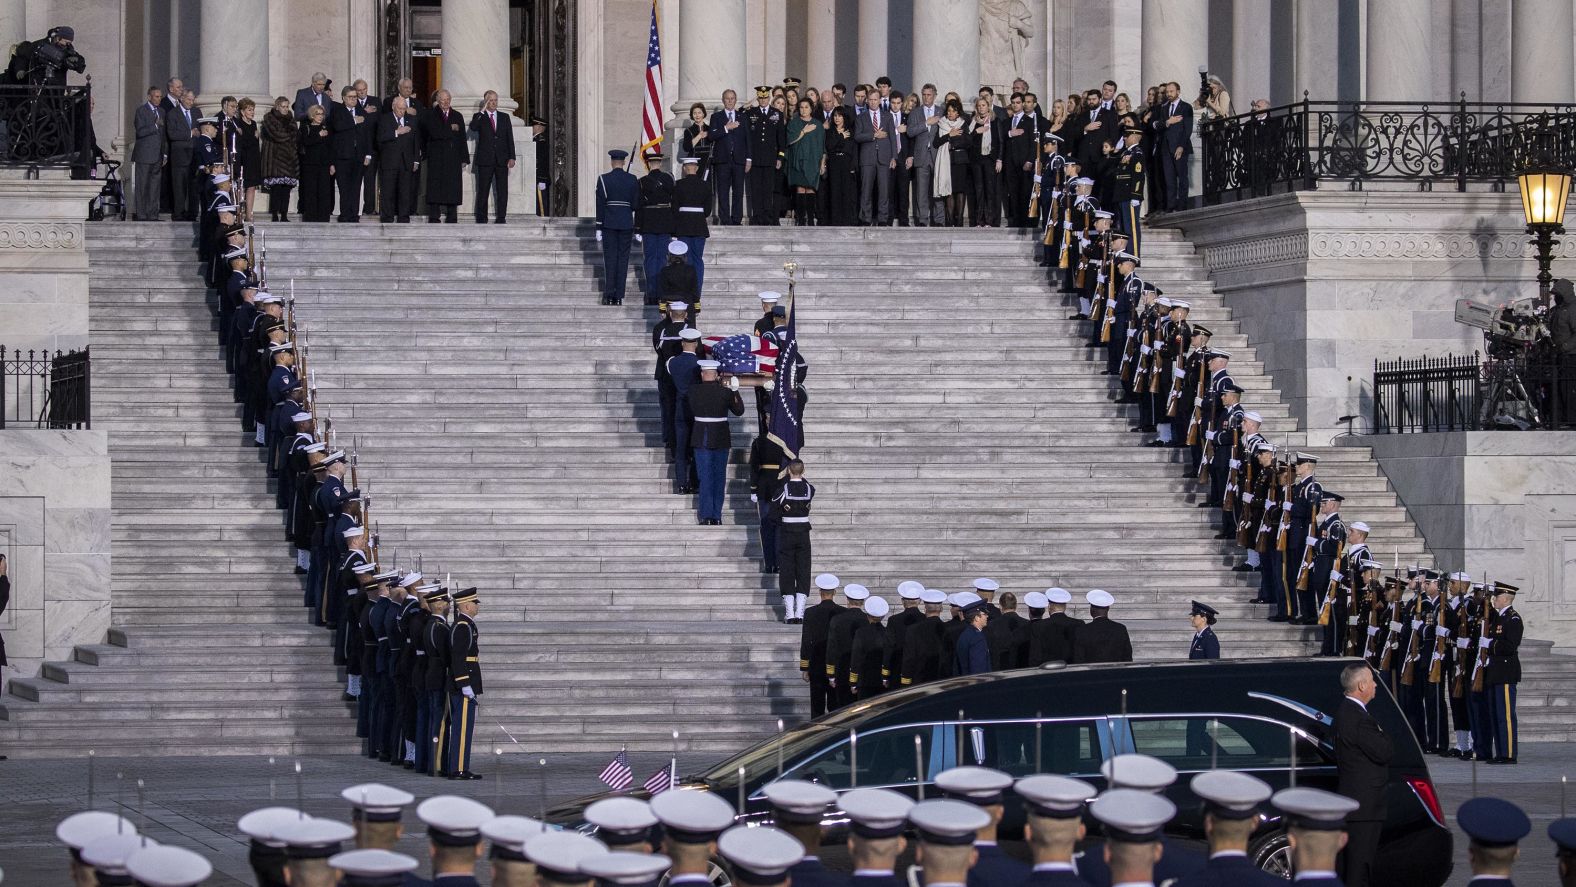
left=609, top=149, right=629, bottom=159
left=1457, top=797, right=1531, bottom=848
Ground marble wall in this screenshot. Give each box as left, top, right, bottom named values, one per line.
left=1347, top=432, right=1576, bottom=649
left=0, top=170, right=103, bottom=354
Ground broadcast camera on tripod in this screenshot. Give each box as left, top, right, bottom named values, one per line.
left=1456, top=296, right=1554, bottom=428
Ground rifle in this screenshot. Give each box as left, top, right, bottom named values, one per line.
left=1293, top=528, right=1317, bottom=591
left=1361, top=584, right=1385, bottom=664
left=1222, top=429, right=1242, bottom=511
left=1254, top=462, right=1286, bottom=552
left=1451, top=597, right=1475, bottom=698
left=1379, top=591, right=1403, bottom=671
left=370, top=517, right=381, bottom=567
left=1274, top=471, right=1294, bottom=553
left=1027, top=143, right=1043, bottom=220
left=1185, top=359, right=1206, bottom=446
left=1145, top=324, right=1163, bottom=394
left=1427, top=597, right=1449, bottom=684
left=1056, top=202, right=1073, bottom=266
left=1399, top=594, right=1424, bottom=687
left=1470, top=603, right=1495, bottom=693
left=258, top=228, right=268, bottom=289
left=1344, top=560, right=1367, bottom=655
left=1119, top=307, right=1142, bottom=382
left=1195, top=423, right=1215, bottom=484
left=1165, top=336, right=1188, bottom=417
left=1316, top=538, right=1346, bottom=625
left=1099, top=234, right=1116, bottom=344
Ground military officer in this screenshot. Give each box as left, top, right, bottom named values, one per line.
left=749, top=428, right=789, bottom=576
left=1485, top=581, right=1523, bottom=764
left=657, top=240, right=699, bottom=305
left=595, top=149, right=639, bottom=305
left=636, top=150, right=677, bottom=301
left=669, top=328, right=704, bottom=495
left=840, top=787, right=915, bottom=887
left=1271, top=788, right=1358, bottom=885
left=826, top=583, right=871, bottom=709
left=481, top=814, right=547, bottom=887
left=328, top=849, right=422, bottom=887
left=1072, top=590, right=1132, bottom=664
left=340, top=783, right=413, bottom=851
left=1285, top=453, right=1324, bottom=625
left=900, top=589, right=949, bottom=687
left=1189, top=601, right=1220, bottom=659
left=849, top=596, right=893, bottom=699
left=906, top=799, right=993, bottom=887
left=743, top=86, right=786, bottom=224
left=1084, top=789, right=1178, bottom=887
left=238, top=806, right=298, bottom=887
left=1113, top=119, right=1146, bottom=256
left=417, top=795, right=496, bottom=883
left=1549, top=818, right=1576, bottom=887
left=1311, top=491, right=1348, bottom=655
left=772, top=458, right=815, bottom=620
left=953, top=593, right=992, bottom=675
left=672, top=157, right=713, bottom=293
left=935, top=766, right=1031, bottom=887
left=887, top=581, right=928, bottom=681
left=1029, top=588, right=1081, bottom=666
left=651, top=789, right=735, bottom=887
left=416, top=583, right=449, bottom=776
left=273, top=817, right=357, bottom=887
left=1458, top=797, right=1531, bottom=887
left=1015, top=774, right=1097, bottom=887
left=651, top=300, right=694, bottom=463
left=124, top=845, right=214, bottom=887
left=718, top=825, right=804, bottom=887
left=446, top=586, right=483, bottom=780
left=687, top=360, right=744, bottom=525
left=1173, top=771, right=1281, bottom=887
left=799, top=574, right=844, bottom=716
left=753, top=291, right=782, bottom=336
left=58, top=811, right=138, bottom=887
left=762, top=780, right=840, bottom=887
left=584, top=797, right=659, bottom=853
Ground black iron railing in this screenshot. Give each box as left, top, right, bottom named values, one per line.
left=1373, top=351, right=1570, bottom=432
left=0, top=83, right=92, bottom=168
left=1, top=346, right=91, bottom=429
left=1201, top=96, right=1576, bottom=205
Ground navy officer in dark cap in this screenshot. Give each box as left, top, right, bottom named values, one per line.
left=1458, top=797, right=1531, bottom=887
left=1549, top=817, right=1576, bottom=887
left=1189, top=601, right=1219, bottom=659
left=952, top=593, right=992, bottom=676
left=595, top=149, right=639, bottom=305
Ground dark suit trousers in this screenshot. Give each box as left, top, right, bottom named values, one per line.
left=378, top=165, right=416, bottom=221
left=777, top=525, right=810, bottom=599
left=912, top=165, right=944, bottom=225
left=362, top=149, right=379, bottom=213
left=474, top=165, right=508, bottom=222
left=970, top=159, right=999, bottom=225
left=168, top=146, right=194, bottom=219
left=859, top=164, right=891, bottom=224
left=714, top=162, right=744, bottom=224
left=299, top=164, right=334, bottom=221
left=336, top=164, right=364, bottom=221
left=889, top=162, right=911, bottom=225
left=134, top=162, right=163, bottom=219
left=1163, top=148, right=1190, bottom=210
left=747, top=163, right=777, bottom=224
left=1147, top=143, right=1167, bottom=212
left=808, top=668, right=831, bottom=718
left=1005, top=164, right=1033, bottom=225
left=1340, top=820, right=1383, bottom=887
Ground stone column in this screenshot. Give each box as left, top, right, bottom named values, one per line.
left=1294, top=0, right=1339, bottom=100
left=805, top=0, right=837, bottom=89
left=912, top=0, right=977, bottom=97
left=441, top=0, right=514, bottom=112
left=1511, top=0, right=1575, bottom=103
left=1231, top=0, right=1272, bottom=104
left=0, top=1, right=25, bottom=62
left=347, top=0, right=379, bottom=88
left=678, top=0, right=748, bottom=108
left=858, top=0, right=888, bottom=82
left=1365, top=0, right=1435, bottom=101
left=1141, top=0, right=1209, bottom=91
left=197, top=0, right=268, bottom=101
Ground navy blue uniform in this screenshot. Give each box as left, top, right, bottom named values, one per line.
left=446, top=612, right=481, bottom=776
left=1190, top=626, right=1220, bottom=659
left=1023, top=864, right=1092, bottom=887
left=1171, top=852, right=1282, bottom=887
left=1076, top=837, right=1205, bottom=887
left=787, top=858, right=846, bottom=887
left=968, top=843, right=1029, bottom=887
left=954, top=624, right=991, bottom=675
left=1286, top=475, right=1322, bottom=622
left=595, top=166, right=639, bottom=304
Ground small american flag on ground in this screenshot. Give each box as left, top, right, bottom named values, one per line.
left=599, top=750, right=634, bottom=791
left=702, top=334, right=779, bottom=375
left=643, top=766, right=673, bottom=795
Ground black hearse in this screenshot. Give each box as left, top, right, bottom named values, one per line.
left=548, top=658, right=1452, bottom=886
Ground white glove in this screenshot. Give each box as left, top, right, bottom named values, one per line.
left=749, top=494, right=758, bottom=503
left=1479, top=637, right=1492, bottom=649
left=1457, top=638, right=1470, bottom=649
left=1131, top=199, right=1142, bottom=207
left=1438, top=627, right=1451, bottom=639
left=1411, top=619, right=1424, bottom=631
left=1306, top=536, right=1317, bottom=546
left=595, top=230, right=603, bottom=243
left=462, top=686, right=475, bottom=699
left=1174, top=368, right=1186, bottom=379
left=634, top=233, right=643, bottom=243
left=1229, top=459, right=1241, bottom=469
left=1195, top=397, right=1205, bottom=406
left=727, top=376, right=740, bottom=391
left=1140, top=345, right=1152, bottom=355
left=1329, top=570, right=1343, bottom=582
left=763, top=379, right=775, bottom=392
left=1348, top=616, right=1362, bottom=625
left=1033, top=174, right=1042, bottom=183
left=1241, top=494, right=1254, bottom=504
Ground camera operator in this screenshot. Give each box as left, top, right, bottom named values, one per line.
left=1194, top=72, right=1234, bottom=122
left=1550, top=278, right=1576, bottom=427
left=6, top=25, right=86, bottom=87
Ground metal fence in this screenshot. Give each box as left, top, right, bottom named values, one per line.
left=1373, top=352, right=1570, bottom=432
left=1, top=346, right=92, bottom=429
left=1200, top=96, right=1576, bottom=205
left=0, top=83, right=92, bottom=168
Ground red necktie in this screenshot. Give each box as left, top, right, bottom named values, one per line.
left=490, top=112, right=496, bottom=131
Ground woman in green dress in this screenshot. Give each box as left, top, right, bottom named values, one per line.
left=784, top=98, right=825, bottom=226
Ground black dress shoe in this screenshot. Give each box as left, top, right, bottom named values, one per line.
left=1232, top=563, right=1254, bottom=572
left=1068, top=313, right=1089, bottom=320
left=1214, top=532, right=1235, bottom=540
left=1139, top=425, right=1157, bottom=433
left=1267, top=615, right=1288, bottom=622
left=1248, top=597, right=1272, bottom=604
left=460, top=771, right=484, bottom=780
left=1144, top=440, right=1167, bottom=447
left=403, top=761, right=416, bottom=769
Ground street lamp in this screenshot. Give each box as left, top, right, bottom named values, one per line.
left=1516, top=164, right=1572, bottom=306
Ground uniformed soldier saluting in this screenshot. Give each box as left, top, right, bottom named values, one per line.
left=446, top=586, right=483, bottom=780
left=595, top=149, right=639, bottom=305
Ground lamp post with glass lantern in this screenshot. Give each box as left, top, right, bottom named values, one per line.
left=1516, top=164, right=1572, bottom=307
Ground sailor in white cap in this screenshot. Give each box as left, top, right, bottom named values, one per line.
left=908, top=799, right=993, bottom=886
left=579, top=851, right=672, bottom=887
left=341, top=784, right=414, bottom=850
left=652, top=299, right=695, bottom=462
left=481, top=814, right=548, bottom=886
left=972, top=578, right=1003, bottom=617
left=669, top=325, right=705, bottom=495
left=718, top=825, right=805, bottom=887
left=125, top=845, right=213, bottom=887
left=687, top=355, right=744, bottom=525
left=671, top=152, right=711, bottom=288
left=417, top=796, right=495, bottom=882
left=953, top=592, right=993, bottom=676
left=899, top=589, right=950, bottom=687
left=827, top=584, right=871, bottom=709
left=800, top=573, right=846, bottom=717
left=1282, top=452, right=1324, bottom=626
left=762, top=780, right=839, bottom=887
left=328, top=848, right=421, bottom=887
left=935, top=766, right=1029, bottom=886
left=584, top=797, right=659, bottom=853
left=272, top=818, right=356, bottom=885
left=651, top=790, right=736, bottom=886
left=839, top=788, right=914, bottom=887
left=1014, top=774, right=1097, bottom=886
left=1023, top=591, right=1049, bottom=619
left=1072, top=591, right=1131, bottom=664
left=1101, top=754, right=1177, bottom=793
left=754, top=291, right=784, bottom=336
left=58, top=811, right=139, bottom=887
left=237, top=807, right=302, bottom=887
left=887, top=581, right=928, bottom=675
left=655, top=237, right=700, bottom=313
left=524, top=831, right=609, bottom=887
left=82, top=833, right=154, bottom=887
left=1271, top=788, right=1359, bottom=884
left=1085, top=790, right=1178, bottom=887
left=1225, top=409, right=1268, bottom=574
left=1029, top=588, right=1081, bottom=667
left=850, top=596, right=894, bottom=698
left=1172, top=771, right=1279, bottom=887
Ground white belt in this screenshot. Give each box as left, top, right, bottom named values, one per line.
left=782, top=516, right=810, bottom=523
left=695, top=416, right=728, bottom=423
left=607, top=201, right=631, bottom=206
left=679, top=207, right=705, bottom=213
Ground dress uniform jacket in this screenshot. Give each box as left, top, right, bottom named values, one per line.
left=1310, top=514, right=1347, bottom=613
left=1071, top=616, right=1133, bottom=664
left=422, top=615, right=451, bottom=692
left=637, top=169, right=677, bottom=235
left=595, top=167, right=639, bottom=231
left=651, top=317, right=693, bottom=381
left=799, top=598, right=844, bottom=676
left=825, top=608, right=866, bottom=694
left=954, top=624, right=991, bottom=675
left=1022, top=863, right=1093, bottom=887
left=1029, top=612, right=1082, bottom=665
left=885, top=606, right=927, bottom=682
left=900, top=615, right=946, bottom=686
left=969, top=844, right=1030, bottom=887
left=1484, top=606, right=1523, bottom=684
left=449, top=612, right=482, bottom=695
left=1170, top=851, right=1282, bottom=887
left=1189, top=626, right=1220, bottom=659
left=849, top=620, right=893, bottom=697
left=744, top=104, right=786, bottom=165
left=1077, top=838, right=1205, bottom=887
left=672, top=173, right=713, bottom=237
left=687, top=381, right=744, bottom=450
left=985, top=611, right=1031, bottom=670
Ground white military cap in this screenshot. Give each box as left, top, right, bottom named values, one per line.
left=290, top=411, right=313, bottom=423
left=650, top=789, right=735, bottom=841
left=1242, top=411, right=1263, bottom=423
left=907, top=799, right=990, bottom=845
left=842, top=583, right=870, bottom=601
left=481, top=814, right=547, bottom=861
left=125, top=845, right=213, bottom=887
left=57, top=811, right=137, bottom=852
left=1171, top=300, right=1192, bottom=310
left=951, top=591, right=982, bottom=609
left=1190, top=770, right=1272, bottom=819
left=273, top=817, right=356, bottom=858
left=1209, top=350, right=1233, bottom=360
left=758, top=291, right=783, bottom=304
left=214, top=202, right=239, bottom=213
left=1045, top=588, right=1072, bottom=604
left=81, top=833, right=151, bottom=877
left=1349, top=522, right=1371, bottom=534
left=696, top=359, right=721, bottom=371
left=667, top=240, right=689, bottom=256
left=397, top=571, right=424, bottom=588
left=1023, top=591, right=1049, bottom=609
left=863, top=596, right=890, bottom=618
left=1294, top=452, right=1319, bottom=464
left=210, top=172, right=230, bottom=183
left=1156, top=297, right=1173, bottom=308
left=814, top=573, right=840, bottom=591
left=1094, top=209, right=1114, bottom=219
left=1101, top=754, right=1177, bottom=792
left=935, top=766, right=1014, bottom=805
left=840, top=787, right=915, bottom=838
left=303, top=442, right=327, bottom=453
left=896, top=580, right=925, bottom=600
left=342, top=784, right=414, bottom=822
left=920, top=589, right=949, bottom=605
left=679, top=328, right=703, bottom=341
left=524, top=831, right=609, bottom=882
left=578, top=851, right=672, bottom=885
left=717, top=825, right=804, bottom=884
left=416, top=796, right=495, bottom=845
left=328, top=848, right=421, bottom=886
left=351, top=562, right=376, bottom=576
left=1070, top=176, right=1093, bottom=186
left=1360, top=560, right=1384, bottom=571
left=667, top=301, right=690, bottom=311
left=1271, top=787, right=1360, bottom=831
left=237, top=807, right=304, bottom=848
left=342, top=526, right=365, bottom=539
left=256, top=292, right=280, bottom=304
left=680, top=157, right=701, bottom=165
left=584, top=797, right=658, bottom=846
left=1450, top=571, right=1471, bottom=581
left=267, top=341, right=294, bottom=353
left=1113, top=250, right=1139, bottom=264
left=1015, top=774, right=1097, bottom=819
left=763, top=780, right=836, bottom=824
left=1086, top=589, right=1115, bottom=608
left=972, top=578, right=1001, bottom=593
left=1089, top=789, right=1176, bottom=842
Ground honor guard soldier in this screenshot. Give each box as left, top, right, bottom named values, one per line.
left=533, top=115, right=552, bottom=214
left=657, top=240, right=699, bottom=306
left=272, top=817, right=357, bottom=887
left=848, top=596, right=893, bottom=699
left=800, top=573, right=844, bottom=716
left=839, top=788, right=915, bottom=887
left=651, top=300, right=693, bottom=462
left=826, top=583, right=870, bottom=709
left=1085, top=790, right=1179, bottom=887
left=1548, top=818, right=1576, bottom=887
left=327, top=849, right=421, bottom=887
left=584, top=797, right=659, bottom=853
left=481, top=814, right=548, bottom=887
left=719, top=825, right=805, bottom=887
left=899, top=589, right=949, bottom=687
left=744, top=86, right=787, bottom=225
left=341, top=783, right=413, bottom=850
left=636, top=150, right=677, bottom=300
left=1189, top=601, right=1220, bottom=659
left=526, top=832, right=609, bottom=887
left=82, top=833, right=154, bottom=887
left=58, top=811, right=139, bottom=887
left=1312, top=492, right=1348, bottom=655
left=1457, top=797, right=1530, bottom=887
left=1113, top=119, right=1146, bottom=255
left=1485, top=581, right=1523, bottom=764
left=1015, top=774, right=1098, bottom=887
left=1072, top=590, right=1132, bottom=664
left=417, top=795, right=496, bottom=884
left=446, top=586, right=483, bottom=780
left=238, top=806, right=300, bottom=887
left=1172, top=771, right=1280, bottom=887
left=669, top=328, right=703, bottom=494
left=1081, top=755, right=1204, bottom=887
left=1271, top=787, right=1359, bottom=886
left=953, top=593, right=992, bottom=676
left=753, top=291, right=782, bottom=336
left=935, top=766, right=1030, bottom=887
left=672, top=157, right=713, bottom=292
left=887, top=581, right=928, bottom=678
left=907, top=799, right=994, bottom=887
left=749, top=429, right=789, bottom=576
left=651, top=789, right=736, bottom=887
left=579, top=851, right=671, bottom=887
left=1286, top=453, right=1324, bottom=625
left=773, top=459, right=815, bottom=620
left=595, top=149, right=639, bottom=305
left=1106, top=251, right=1140, bottom=376
left=1029, top=588, right=1081, bottom=666
left=762, top=780, right=840, bottom=887
left=124, top=845, right=214, bottom=887
left=687, top=360, right=744, bottom=525
left=416, top=583, right=449, bottom=776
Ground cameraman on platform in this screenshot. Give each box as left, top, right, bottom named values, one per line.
left=6, top=25, right=86, bottom=87
left=1551, top=278, right=1576, bottom=427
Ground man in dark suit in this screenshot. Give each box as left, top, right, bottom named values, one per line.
left=1075, top=89, right=1117, bottom=175
left=1003, top=92, right=1040, bottom=227
left=1029, top=587, right=1082, bottom=665
left=131, top=87, right=166, bottom=221
left=376, top=96, right=419, bottom=223
left=1070, top=590, right=1131, bottom=664
left=886, top=89, right=911, bottom=227
left=469, top=89, right=516, bottom=224
left=1332, top=663, right=1394, bottom=887
left=353, top=80, right=382, bottom=215
left=1154, top=81, right=1193, bottom=211
left=165, top=90, right=200, bottom=221
left=159, top=78, right=185, bottom=215
left=707, top=90, right=748, bottom=225
left=328, top=86, right=371, bottom=223
left=854, top=92, right=895, bottom=225
left=293, top=72, right=333, bottom=120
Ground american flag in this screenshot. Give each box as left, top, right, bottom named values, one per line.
left=599, top=749, right=634, bottom=791
left=702, top=334, right=779, bottom=375
left=643, top=766, right=673, bottom=796
left=639, top=1, right=666, bottom=160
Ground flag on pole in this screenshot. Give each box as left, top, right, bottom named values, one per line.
left=766, top=295, right=803, bottom=464
left=639, top=0, right=666, bottom=159
left=599, top=749, right=634, bottom=790
left=643, top=766, right=673, bottom=795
